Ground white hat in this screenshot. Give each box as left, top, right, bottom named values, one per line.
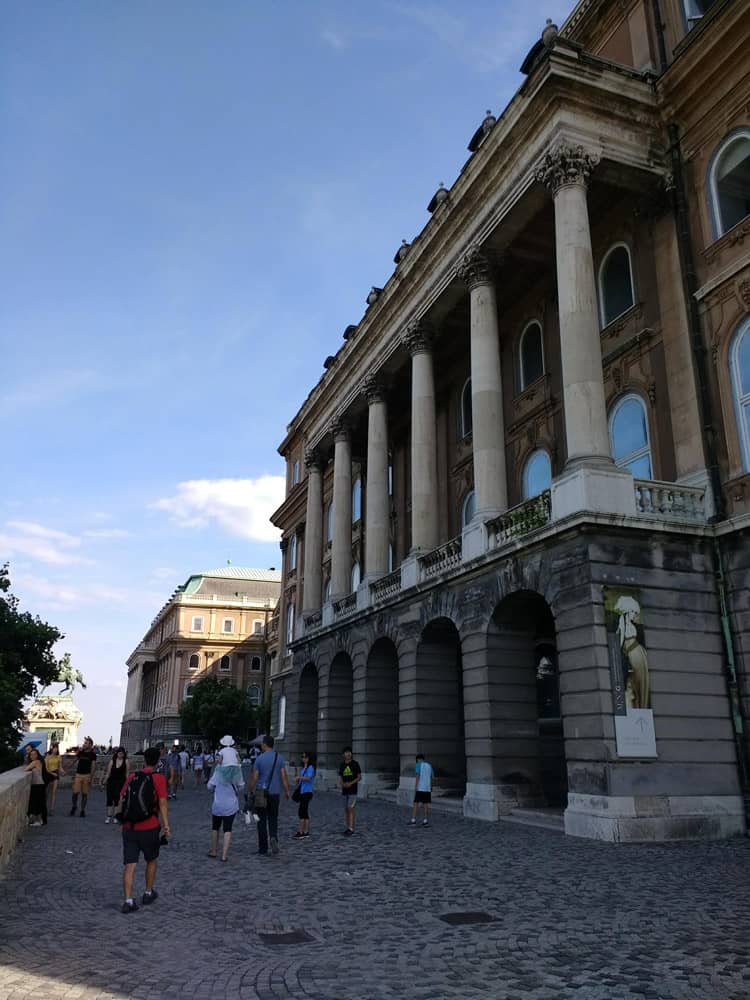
left=219, top=734, right=235, bottom=747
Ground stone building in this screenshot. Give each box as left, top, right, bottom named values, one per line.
left=119, top=567, right=280, bottom=752
left=269, top=0, right=750, bottom=841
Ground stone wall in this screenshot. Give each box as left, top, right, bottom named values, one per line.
left=0, top=768, right=31, bottom=871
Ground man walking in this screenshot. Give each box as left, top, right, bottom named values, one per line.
left=166, top=744, right=182, bottom=799
left=408, top=753, right=433, bottom=827
left=70, top=736, right=97, bottom=818
left=338, top=747, right=362, bottom=837
left=247, top=735, right=290, bottom=856
left=118, top=746, right=170, bottom=913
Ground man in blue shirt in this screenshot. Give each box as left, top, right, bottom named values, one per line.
left=247, top=736, right=290, bottom=855
left=408, top=753, right=433, bottom=827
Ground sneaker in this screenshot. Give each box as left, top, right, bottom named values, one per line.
left=105, top=817, right=111, bottom=824
left=141, top=890, right=158, bottom=906
left=408, top=819, right=416, bottom=826
left=343, top=828, right=354, bottom=837
left=302, top=832, right=310, bottom=838
left=120, top=900, right=138, bottom=914
left=422, top=819, right=429, bottom=826
left=69, top=806, right=77, bottom=816
left=29, top=820, right=43, bottom=827
left=270, top=837, right=279, bottom=855
left=293, top=832, right=304, bottom=839
left=80, top=811, right=86, bottom=818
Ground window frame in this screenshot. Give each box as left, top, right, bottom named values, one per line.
left=253, top=619, right=264, bottom=635
left=519, top=320, right=545, bottom=390
left=222, top=617, right=234, bottom=634
left=184, top=682, right=194, bottom=699
left=286, top=602, right=295, bottom=645
left=190, top=615, right=204, bottom=632
left=608, top=393, right=653, bottom=478
left=248, top=684, right=262, bottom=707
left=351, top=561, right=361, bottom=592
left=598, top=242, right=635, bottom=328
left=459, top=378, right=473, bottom=438
left=708, top=128, right=750, bottom=240
left=460, top=489, right=476, bottom=529
left=352, top=477, right=362, bottom=523
left=730, top=317, right=750, bottom=472
left=288, top=533, right=297, bottom=572
left=219, top=654, right=231, bottom=672
left=188, top=653, right=200, bottom=671
left=250, top=655, right=262, bottom=671
left=522, top=449, right=552, bottom=500
left=277, top=693, right=287, bottom=739
left=326, top=502, right=334, bottom=543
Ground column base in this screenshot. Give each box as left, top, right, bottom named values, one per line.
left=461, top=519, right=489, bottom=562
left=564, top=792, right=746, bottom=842
left=463, top=781, right=546, bottom=820
left=551, top=462, right=636, bottom=519
left=400, top=553, right=420, bottom=590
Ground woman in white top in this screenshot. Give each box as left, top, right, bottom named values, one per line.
left=192, top=745, right=205, bottom=785
left=216, top=735, right=241, bottom=768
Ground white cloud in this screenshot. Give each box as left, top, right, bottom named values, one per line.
left=151, top=476, right=284, bottom=542
left=0, top=368, right=106, bottom=413
left=0, top=520, right=87, bottom=566
left=12, top=572, right=159, bottom=611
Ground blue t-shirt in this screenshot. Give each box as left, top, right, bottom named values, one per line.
left=299, top=764, right=315, bottom=794
left=253, top=750, right=284, bottom=795
left=416, top=760, right=433, bottom=792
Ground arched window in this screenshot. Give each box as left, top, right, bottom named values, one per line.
left=709, top=131, right=750, bottom=238
left=460, top=378, right=473, bottom=438
left=598, top=244, right=635, bottom=326
left=323, top=577, right=332, bottom=603
left=352, top=478, right=362, bottom=522
left=184, top=683, right=194, bottom=699
left=220, top=655, right=231, bottom=672
left=388, top=543, right=394, bottom=572
left=730, top=319, right=750, bottom=472
left=289, top=534, right=297, bottom=572
left=248, top=685, right=262, bottom=707
left=326, top=502, right=334, bottom=542
left=609, top=394, right=652, bottom=478
left=251, top=656, right=262, bottom=671
left=277, top=693, right=287, bottom=738
left=519, top=322, right=544, bottom=389
left=522, top=450, right=552, bottom=499
left=351, top=561, right=361, bottom=592
left=460, top=490, right=476, bottom=528
left=188, top=653, right=199, bottom=671
left=286, top=602, right=295, bottom=645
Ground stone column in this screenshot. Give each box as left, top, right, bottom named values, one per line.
left=457, top=245, right=508, bottom=515
left=363, top=374, right=390, bottom=580
left=329, top=418, right=353, bottom=599
left=536, top=144, right=611, bottom=466
left=403, top=319, right=439, bottom=551
left=302, top=449, right=324, bottom=613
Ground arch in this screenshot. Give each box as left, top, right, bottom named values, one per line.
left=298, top=662, right=319, bottom=758
left=351, top=561, right=361, bottom=592
left=188, top=653, right=200, bottom=671
left=362, top=638, right=400, bottom=781
left=326, top=652, right=354, bottom=762
left=598, top=242, right=635, bottom=327
left=522, top=449, right=552, bottom=499
left=519, top=320, right=545, bottom=389
left=708, top=128, right=750, bottom=238
left=459, top=378, right=473, bottom=438
left=730, top=317, right=750, bottom=472
left=609, top=393, right=652, bottom=478
left=352, top=478, right=362, bottom=523
left=460, top=489, right=476, bottom=529
left=219, top=654, right=231, bottom=672
left=414, top=618, right=465, bottom=793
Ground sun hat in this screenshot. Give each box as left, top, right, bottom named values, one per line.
left=219, top=734, right=235, bottom=747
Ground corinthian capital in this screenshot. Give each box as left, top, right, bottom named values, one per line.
left=456, top=243, right=493, bottom=289
left=330, top=415, right=351, bottom=442
left=304, top=447, right=323, bottom=472
left=401, top=317, right=435, bottom=356
left=361, top=373, right=387, bottom=405
left=535, top=143, right=600, bottom=195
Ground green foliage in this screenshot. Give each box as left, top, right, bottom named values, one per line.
left=0, top=564, right=63, bottom=771
left=179, top=675, right=257, bottom=747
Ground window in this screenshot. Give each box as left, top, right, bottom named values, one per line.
left=191, top=616, right=204, bottom=632
left=326, top=502, right=334, bottom=542
left=222, top=617, right=234, bottom=634
left=188, top=653, right=200, bottom=671
left=683, top=0, right=718, bottom=30
left=522, top=450, right=552, bottom=499
left=292, top=460, right=300, bottom=485
left=460, top=490, right=476, bottom=529
left=388, top=462, right=393, bottom=496
left=388, top=543, right=394, bottom=572
left=609, top=394, right=652, bottom=478
left=289, top=534, right=297, bottom=572
left=730, top=319, right=750, bottom=472
left=598, top=244, right=634, bottom=327
left=286, top=602, right=295, bottom=644
left=351, top=561, right=361, bottom=592
left=352, top=478, right=362, bottom=523
left=251, top=655, right=262, bottom=671
left=709, top=131, right=750, bottom=238
left=460, top=378, right=473, bottom=438
left=253, top=619, right=263, bottom=635
left=277, top=693, right=287, bottom=738
left=220, top=655, right=231, bottom=672
left=184, top=683, right=194, bottom=699
left=323, top=577, right=332, bottom=603
left=519, top=322, right=545, bottom=389
left=248, top=685, right=262, bottom=707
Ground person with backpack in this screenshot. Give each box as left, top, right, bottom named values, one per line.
left=118, top=745, right=170, bottom=914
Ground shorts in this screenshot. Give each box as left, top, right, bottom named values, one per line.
left=122, top=827, right=161, bottom=865
left=342, top=794, right=357, bottom=810
left=297, top=792, right=313, bottom=820
left=414, top=791, right=432, bottom=804
left=72, top=773, right=92, bottom=795
left=106, top=784, right=125, bottom=807
left=211, top=813, right=236, bottom=833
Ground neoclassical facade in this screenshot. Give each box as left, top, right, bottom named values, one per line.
left=119, top=568, right=280, bottom=752
left=269, top=0, right=750, bottom=840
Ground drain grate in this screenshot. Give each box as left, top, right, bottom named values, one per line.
left=258, top=929, right=314, bottom=945
left=438, top=911, right=497, bottom=926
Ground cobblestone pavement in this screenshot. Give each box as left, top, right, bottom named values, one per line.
left=1, top=785, right=749, bottom=1000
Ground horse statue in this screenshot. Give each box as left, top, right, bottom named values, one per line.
left=57, top=656, right=87, bottom=696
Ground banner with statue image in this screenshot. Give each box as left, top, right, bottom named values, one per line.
left=604, top=587, right=657, bottom=758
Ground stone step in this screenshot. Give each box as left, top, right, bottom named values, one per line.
left=500, top=807, right=565, bottom=832
left=368, top=789, right=465, bottom=814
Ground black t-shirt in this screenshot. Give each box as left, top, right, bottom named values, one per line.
left=76, top=749, right=97, bottom=775
left=338, top=759, right=361, bottom=795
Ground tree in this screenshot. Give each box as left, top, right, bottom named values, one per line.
left=179, top=675, right=255, bottom=747
left=0, top=564, right=63, bottom=770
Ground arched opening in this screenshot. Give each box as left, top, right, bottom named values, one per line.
left=415, top=618, right=465, bottom=795
left=298, top=662, right=319, bottom=759
left=730, top=317, right=750, bottom=472
left=460, top=489, right=476, bottom=529
left=361, top=638, right=400, bottom=786
left=522, top=449, right=551, bottom=499
left=519, top=321, right=544, bottom=389
left=710, top=130, right=750, bottom=237
left=609, top=393, right=652, bottom=478
left=598, top=243, right=634, bottom=326
left=327, top=652, right=354, bottom=760
left=488, top=591, right=567, bottom=807
left=459, top=378, right=473, bottom=438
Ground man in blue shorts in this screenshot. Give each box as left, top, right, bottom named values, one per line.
left=338, top=747, right=361, bottom=837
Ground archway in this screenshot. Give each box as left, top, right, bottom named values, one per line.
left=327, top=652, right=354, bottom=755
left=488, top=591, right=567, bottom=807
left=297, top=662, right=319, bottom=759
left=415, top=618, right=466, bottom=794
left=360, top=638, right=400, bottom=785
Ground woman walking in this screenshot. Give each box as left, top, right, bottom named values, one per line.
left=293, top=751, right=315, bottom=839
left=192, top=745, right=204, bottom=785
left=100, top=747, right=129, bottom=823
left=45, top=742, right=65, bottom=815
left=25, top=748, right=49, bottom=827
left=206, top=763, right=243, bottom=862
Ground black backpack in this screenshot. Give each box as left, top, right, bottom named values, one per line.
left=120, top=771, right=157, bottom=823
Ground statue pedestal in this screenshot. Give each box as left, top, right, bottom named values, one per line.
left=25, top=694, right=82, bottom=751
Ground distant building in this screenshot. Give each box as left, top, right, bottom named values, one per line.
left=119, top=567, right=280, bottom=751
left=268, top=1, right=750, bottom=841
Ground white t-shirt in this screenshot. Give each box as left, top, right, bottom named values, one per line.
left=179, top=751, right=189, bottom=770
left=217, top=746, right=240, bottom=767
left=416, top=760, right=433, bottom=792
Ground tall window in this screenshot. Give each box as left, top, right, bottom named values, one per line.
left=220, top=655, right=231, bottom=672
left=460, top=378, right=473, bottom=438
left=289, top=534, right=297, bottom=572
left=683, top=0, right=718, bottom=30
left=324, top=577, right=332, bottom=602
left=222, top=617, right=234, bottom=634
left=352, top=478, right=362, bottom=522
left=460, top=490, right=476, bottom=529
left=253, top=619, right=263, bottom=634
left=709, top=131, right=750, bottom=238
left=292, top=460, right=300, bottom=485
left=278, top=693, right=287, bottom=739
left=326, top=502, right=334, bottom=542
left=248, top=685, right=262, bottom=707
left=351, top=561, right=361, bottom=592
left=519, top=321, right=544, bottom=389
left=609, top=394, right=652, bottom=478
left=188, top=653, right=200, bottom=671
left=730, top=319, right=750, bottom=472
left=191, top=616, right=203, bottom=632
left=251, top=655, right=262, bottom=671
left=522, top=450, right=552, bottom=499
left=286, top=602, right=295, bottom=645
left=599, top=244, right=634, bottom=326
left=184, top=683, right=194, bottom=699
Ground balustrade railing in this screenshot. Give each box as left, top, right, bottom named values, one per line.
left=487, top=491, right=552, bottom=548
left=633, top=479, right=706, bottom=522
left=332, top=593, right=357, bottom=619
left=303, top=610, right=323, bottom=631
left=370, top=568, right=402, bottom=602
left=419, top=536, right=462, bottom=579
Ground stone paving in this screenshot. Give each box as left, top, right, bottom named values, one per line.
left=1, top=783, right=749, bottom=1000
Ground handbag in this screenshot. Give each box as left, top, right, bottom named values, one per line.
left=291, top=787, right=301, bottom=803
left=254, top=752, right=278, bottom=810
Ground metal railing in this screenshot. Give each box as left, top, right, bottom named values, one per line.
left=633, top=479, right=706, bottom=522
left=419, top=536, right=462, bottom=580
left=487, top=491, right=552, bottom=548
left=370, top=568, right=402, bottom=602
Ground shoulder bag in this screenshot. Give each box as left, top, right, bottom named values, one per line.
left=253, top=752, right=278, bottom=810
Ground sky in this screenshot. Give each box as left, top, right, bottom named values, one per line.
left=2, top=0, right=574, bottom=745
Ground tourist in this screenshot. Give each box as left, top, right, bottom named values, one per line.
left=25, top=748, right=48, bottom=826
left=293, top=751, right=315, bottom=840
left=45, top=741, right=65, bottom=815
left=216, top=734, right=241, bottom=767
left=247, top=735, right=290, bottom=856
left=192, top=745, right=204, bottom=785
left=203, top=749, right=214, bottom=782
left=408, top=753, right=433, bottom=827
left=178, top=745, right=189, bottom=789
left=206, top=762, right=243, bottom=862
left=70, top=736, right=97, bottom=818
left=118, top=746, right=170, bottom=914
left=166, top=744, right=182, bottom=800
left=338, top=747, right=362, bottom=837
left=101, top=747, right=129, bottom=824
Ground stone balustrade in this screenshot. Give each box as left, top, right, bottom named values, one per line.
left=0, top=767, right=31, bottom=870
left=303, top=610, right=323, bottom=631
left=486, top=491, right=552, bottom=548
left=419, top=536, right=463, bottom=579
left=633, top=479, right=706, bottom=522
left=332, top=594, right=357, bottom=620
left=371, top=569, right=402, bottom=602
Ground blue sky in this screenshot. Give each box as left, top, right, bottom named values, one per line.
left=2, top=0, right=574, bottom=744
